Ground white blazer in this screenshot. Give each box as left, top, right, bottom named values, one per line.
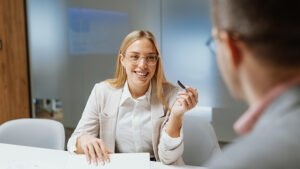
left=67, top=80, right=184, bottom=165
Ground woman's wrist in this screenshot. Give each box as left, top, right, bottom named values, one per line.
left=75, top=136, right=81, bottom=153
left=170, top=111, right=184, bottom=120
left=165, top=112, right=183, bottom=138
left=75, top=135, right=86, bottom=154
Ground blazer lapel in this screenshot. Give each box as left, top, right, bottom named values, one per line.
left=100, top=86, right=123, bottom=153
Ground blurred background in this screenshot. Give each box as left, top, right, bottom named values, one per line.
left=0, top=0, right=248, bottom=153
left=26, top=0, right=247, bottom=144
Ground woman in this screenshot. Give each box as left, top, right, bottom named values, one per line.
left=67, top=30, right=198, bottom=165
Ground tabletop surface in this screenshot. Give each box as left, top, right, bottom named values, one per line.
left=151, top=161, right=207, bottom=169
left=0, top=143, right=207, bottom=169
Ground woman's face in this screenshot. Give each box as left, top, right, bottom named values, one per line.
left=121, top=38, right=157, bottom=91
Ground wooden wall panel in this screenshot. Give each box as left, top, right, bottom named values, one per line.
left=0, top=0, right=30, bottom=124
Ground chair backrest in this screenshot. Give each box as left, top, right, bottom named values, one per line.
left=182, top=110, right=221, bottom=166
left=0, top=118, right=65, bottom=150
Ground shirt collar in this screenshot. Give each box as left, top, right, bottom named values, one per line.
left=234, top=76, right=300, bottom=136
left=119, top=81, right=152, bottom=106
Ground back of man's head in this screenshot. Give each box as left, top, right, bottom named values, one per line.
left=212, top=0, right=300, bottom=67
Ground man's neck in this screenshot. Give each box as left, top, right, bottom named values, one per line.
left=242, top=64, right=300, bottom=105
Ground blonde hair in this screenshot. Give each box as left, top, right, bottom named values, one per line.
left=106, top=30, right=170, bottom=110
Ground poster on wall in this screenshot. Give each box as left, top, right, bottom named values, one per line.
left=68, top=8, right=129, bottom=55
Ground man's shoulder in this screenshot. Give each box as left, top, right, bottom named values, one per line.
left=207, top=85, right=300, bottom=169
left=207, top=108, right=300, bottom=169
left=208, top=125, right=300, bottom=168
left=270, top=84, right=300, bottom=112
left=258, top=84, right=300, bottom=129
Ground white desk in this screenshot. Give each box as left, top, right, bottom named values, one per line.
left=0, top=143, right=207, bottom=169
left=150, top=162, right=206, bottom=169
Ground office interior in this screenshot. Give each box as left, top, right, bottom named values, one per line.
left=1, top=0, right=247, bottom=166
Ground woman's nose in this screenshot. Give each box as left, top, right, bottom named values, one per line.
left=137, top=57, right=148, bottom=68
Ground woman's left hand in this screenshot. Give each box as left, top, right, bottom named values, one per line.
left=166, top=87, right=198, bottom=138
left=171, top=87, right=198, bottom=118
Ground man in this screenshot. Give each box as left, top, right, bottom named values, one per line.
left=206, top=0, right=300, bottom=168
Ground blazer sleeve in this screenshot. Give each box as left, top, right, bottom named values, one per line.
left=158, top=85, right=184, bottom=165
left=67, top=84, right=101, bottom=153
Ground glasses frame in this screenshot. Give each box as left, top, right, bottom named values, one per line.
left=121, top=53, right=159, bottom=66
left=206, top=29, right=241, bottom=57
left=206, top=36, right=217, bottom=56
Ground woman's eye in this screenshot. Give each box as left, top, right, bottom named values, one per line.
left=130, top=55, right=139, bottom=60
left=147, top=56, right=156, bottom=60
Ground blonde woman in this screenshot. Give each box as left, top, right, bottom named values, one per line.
left=67, top=30, right=198, bottom=165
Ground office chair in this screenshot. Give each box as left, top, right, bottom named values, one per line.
left=182, top=108, right=221, bottom=166
left=0, top=118, right=65, bottom=150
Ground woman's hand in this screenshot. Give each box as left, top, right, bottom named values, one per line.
left=75, top=134, right=113, bottom=166
left=171, top=87, right=198, bottom=117
left=166, top=87, right=198, bottom=138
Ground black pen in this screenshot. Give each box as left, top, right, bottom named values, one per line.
left=177, top=80, right=188, bottom=92
left=160, top=80, right=188, bottom=119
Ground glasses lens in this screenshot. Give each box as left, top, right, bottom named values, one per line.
left=128, top=54, right=139, bottom=62
left=146, top=55, right=158, bottom=65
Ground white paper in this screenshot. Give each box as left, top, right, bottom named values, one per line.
left=0, top=143, right=68, bottom=169
left=64, top=153, right=150, bottom=169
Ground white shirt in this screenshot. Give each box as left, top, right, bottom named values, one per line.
left=115, top=81, right=182, bottom=157
left=115, top=81, right=153, bottom=156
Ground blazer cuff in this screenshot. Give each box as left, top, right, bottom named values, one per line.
left=67, top=135, right=79, bottom=154
left=161, top=128, right=183, bottom=150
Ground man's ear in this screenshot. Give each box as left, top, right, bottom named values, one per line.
left=220, top=32, right=243, bottom=70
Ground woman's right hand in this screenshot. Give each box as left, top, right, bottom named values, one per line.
left=75, top=134, right=113, bottom=166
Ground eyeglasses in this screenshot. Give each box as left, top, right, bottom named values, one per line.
left=206, top=29, right=245, bottom=56
left=122, top=53, right=158, bottom=66
left=205, top=36, right=217, bottom=56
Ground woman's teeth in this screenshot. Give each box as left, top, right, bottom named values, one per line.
left=135, top=71, right=148, bottom=76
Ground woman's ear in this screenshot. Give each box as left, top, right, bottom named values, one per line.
left=120, top=54, right=125, bottom=66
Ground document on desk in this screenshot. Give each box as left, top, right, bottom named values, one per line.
left=64, top=153, right=150, bottom=169
left=0, top=143, right=69, bottom=169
